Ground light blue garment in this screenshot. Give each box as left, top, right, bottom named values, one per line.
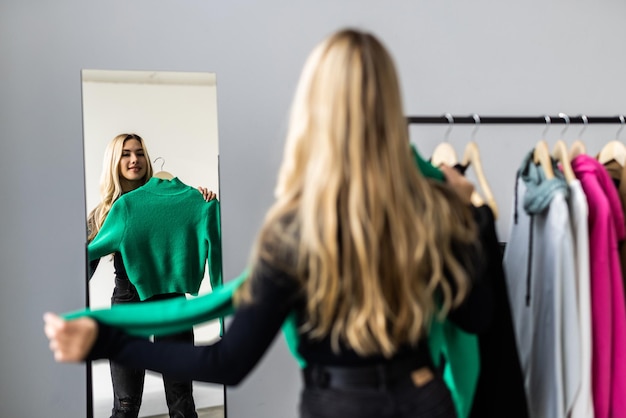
left=504, top=149, right=580, bottom=418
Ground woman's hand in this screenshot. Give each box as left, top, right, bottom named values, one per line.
left=197, top=187, right=217, bottom=202
left=43, top=313, right=98, bottom=363
left=439, top=164, right=475, bottom=205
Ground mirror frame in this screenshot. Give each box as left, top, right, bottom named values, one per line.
left=81, top=69, right=224, bottom=418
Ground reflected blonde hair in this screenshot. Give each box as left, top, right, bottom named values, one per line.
left=87, top=133, right=153, bottom=241
left=242, top=29, right=476, bottom=357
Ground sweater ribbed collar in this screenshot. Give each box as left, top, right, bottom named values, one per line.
left=141, top=176, right=189, bottom=195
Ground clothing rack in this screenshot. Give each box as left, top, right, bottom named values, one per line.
left=406, top=115, right=625, bottom=125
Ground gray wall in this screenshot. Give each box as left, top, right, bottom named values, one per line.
left=3, top=1, right=626, bottom=417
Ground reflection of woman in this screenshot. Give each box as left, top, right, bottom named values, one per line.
left=87, top=133, right=213, bottom=418
left=46, top=30, right=490, bottom=418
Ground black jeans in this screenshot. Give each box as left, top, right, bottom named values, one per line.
left=299, top=368, right=456, bottom=418
left=109, top=279, right=198, bottom=418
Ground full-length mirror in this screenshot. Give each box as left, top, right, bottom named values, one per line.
left=81, top=69, right=224, bottom=418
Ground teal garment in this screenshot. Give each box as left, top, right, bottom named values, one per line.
left=518, top=151, right=570, bottom=215
left=64, top=144, right=479, bottom=418
left=89, top=177, right=223, bottom=300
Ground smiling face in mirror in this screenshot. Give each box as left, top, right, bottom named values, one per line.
left=119, top=136, right=149, bottom=188
left=81, top=69, right=224, bottom=418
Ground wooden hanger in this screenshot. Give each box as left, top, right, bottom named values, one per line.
left=597, top=140, right=626, bottom=167
left=431, top=142, right=459, bottom=167
left=431, top=113, right=458, bottom=167
left=153, top=157, right=174, bottom=180
left=533, top=140, right=555, bottom=179
left=569, top=140, right=587, bottom=160
left=533, top=116, right=555, bottom=179
left=461, top=141, right=498, bottom=219
left=597, top=115, right=626, bottom=166
left=153, top=170, right=174, bottom=180
left=569, top=115, right=588, bottom=160
left=552, top=140, right=576, bottom=183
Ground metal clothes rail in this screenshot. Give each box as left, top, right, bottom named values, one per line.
left=406, top=114, right=625, bottom=125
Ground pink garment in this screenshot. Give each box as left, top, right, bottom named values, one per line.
left=572, top=155, right=626, bottom=418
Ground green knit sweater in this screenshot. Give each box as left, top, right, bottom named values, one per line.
left=88, top=177, right=222, bottom=300
left=67, top=145, right=478, bottom=418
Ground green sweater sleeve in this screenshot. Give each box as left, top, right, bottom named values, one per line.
left=63, top=271, right=247, bottom=336
left=87, top=200, right=127, bottom=261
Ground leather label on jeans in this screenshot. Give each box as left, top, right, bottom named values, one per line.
left=411, top=367, right=434, bottom=387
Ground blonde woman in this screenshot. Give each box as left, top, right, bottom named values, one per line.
left=88, top=133, right=214, bottom=418
left=46, top=30, right=490, bottom=418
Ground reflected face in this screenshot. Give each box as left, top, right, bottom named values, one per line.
left=119, top=139, right=147, bottom=183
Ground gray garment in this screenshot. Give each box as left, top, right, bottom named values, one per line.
left=503, top=152, right=580, bottom=418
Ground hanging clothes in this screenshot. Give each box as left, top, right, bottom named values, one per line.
left=503, top=151, right=580, bottom=418
left=469, top=205, right=528, bottom=418
left=571, top=155, right=626, bottom=418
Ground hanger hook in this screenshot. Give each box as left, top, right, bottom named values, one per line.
left=153, top=157, right=165, bottom=171
left=443, top=113, right=454, bottom=141
left=558, top=113, right=570, bottom=137
left=578, top=115, right=588, bottom=138
left=617, top=115, right=625, bottom=140
left=542, top=115, right=551, bottom=139
left=471, top=114, right=481, bottom=141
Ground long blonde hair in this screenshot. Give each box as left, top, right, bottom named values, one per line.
left=244, top=29, right=477, bottom=358
left=87, top=133, right=153, bottom=241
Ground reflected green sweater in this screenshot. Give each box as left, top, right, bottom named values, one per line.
left=88, top=177, right=222, bottom=300
left=65, top=144, right=478, bottom=418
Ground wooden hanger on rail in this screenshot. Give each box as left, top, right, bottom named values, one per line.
left=569, top=140, right=587, bottom=160
left=462, top=141, right=499, bottom=218
left=551, top=114, right=576, bottom=183
left=460, top=115, right=498, bottom=218
left=569, top=115, right=588, bottom=160
left=431, top=143, right=459, bottom=167
left=534, top=141, right=555, bottom=179
left=597, top=115, right=626, bottom=167
left=532, top=116, right=555, bottom=179
left=597, top=141, right=626, bottom=166
left=553, top=141, right=575, bottom=183
left=431, top=113, right=459, bottom=167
